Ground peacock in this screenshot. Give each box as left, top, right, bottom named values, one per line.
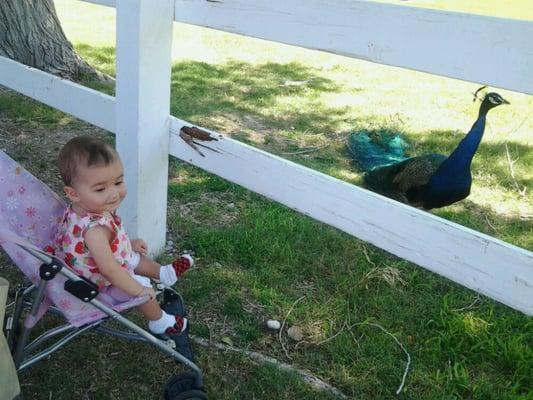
left=347, top=88, right=509, bottom=209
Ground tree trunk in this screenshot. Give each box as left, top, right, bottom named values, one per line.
left=0, top=0, right=106, bottom=82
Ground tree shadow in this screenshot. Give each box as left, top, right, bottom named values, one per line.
left=169, top=60, right=347, bottom=130
left=74, top=44, right=357, bottom=136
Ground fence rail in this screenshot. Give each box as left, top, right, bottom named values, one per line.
left=0, top=56, right=115, bottom=132
left=81, top=0, right=533, bottom=94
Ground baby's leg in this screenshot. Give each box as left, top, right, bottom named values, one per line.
left=132, top=256, right=194, bottom=360
left=136, top=292, right=187, bottom=332
left=138, top=297, right=164, bottom=321
left=103, top=274, right=186, bottom=331
left=133, top=253, right=193, bottom=287
left=138, top=297, right=193, bottom=361
left=133, top=254, right=161, bottom=280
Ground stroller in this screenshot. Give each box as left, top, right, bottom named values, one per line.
left=0, top=150, right=207, bottom=400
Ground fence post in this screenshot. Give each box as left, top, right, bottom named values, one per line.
left=116, top=0, right=174, bottom=254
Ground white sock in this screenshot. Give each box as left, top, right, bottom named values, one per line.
left=148, top=311, right=188, bottom=334
left=159, top=264, right=178, bottom=287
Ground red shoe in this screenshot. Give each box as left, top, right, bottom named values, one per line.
left=157, top=318, right=194, bottom=362
left=172, top=254, right=194, bottom=277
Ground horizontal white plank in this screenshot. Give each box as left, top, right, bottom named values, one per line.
left=169, top=117, right=533, bottom=315
left=0, top=56, right=115, bottom=132
left=174, top=0, right=533, bottom=94
left=79, top=0, right=116, bottom=7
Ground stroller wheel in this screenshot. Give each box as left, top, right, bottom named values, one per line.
left=165, top=372, right=204, bottom=400
left=171, top=390, right=208, bottom=400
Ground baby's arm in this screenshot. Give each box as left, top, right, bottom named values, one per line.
left=85, top=226, right=148, bottom=297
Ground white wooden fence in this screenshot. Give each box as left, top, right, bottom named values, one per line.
left=0, top=0, right=532, bottom=315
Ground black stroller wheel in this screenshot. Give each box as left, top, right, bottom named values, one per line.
left=171, top=390, right=208, bottom=400
left=165, top=372, right=204, bottom=400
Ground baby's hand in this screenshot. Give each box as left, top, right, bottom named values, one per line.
left=131, top=239, right=148, bottom=255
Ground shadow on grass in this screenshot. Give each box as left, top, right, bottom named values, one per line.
left=58, top=44, right=355, bottom=137
left=169, top=60, right=345, bottom=130
left=435, top=199, right=532, bottom=250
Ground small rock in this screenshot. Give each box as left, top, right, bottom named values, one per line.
left=266, top=319, right=281, bottom=330
left=287, top=325, right=304, bottom=342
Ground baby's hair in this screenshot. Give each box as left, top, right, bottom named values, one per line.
left=58, top=135, right=118, bottom=186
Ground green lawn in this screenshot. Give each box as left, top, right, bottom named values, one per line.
left=0, top=1, right=531, bottom=399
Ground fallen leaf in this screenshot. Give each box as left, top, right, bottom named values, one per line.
left=221, top=336, right=234, bottom=346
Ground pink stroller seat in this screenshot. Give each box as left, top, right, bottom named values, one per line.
left=0, top=150, right=147, bottom=327
left=1, top=150, right=205, bottom=395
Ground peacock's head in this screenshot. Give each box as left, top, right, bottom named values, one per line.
left=483, top=92, right=510, bottom=107
left=474, top=86, right=510, bottom=115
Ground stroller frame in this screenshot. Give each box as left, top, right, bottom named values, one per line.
left=3, top=242, right=204, bottom=389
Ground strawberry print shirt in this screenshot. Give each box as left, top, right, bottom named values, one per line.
left=54, top=205, right=134, bottom=289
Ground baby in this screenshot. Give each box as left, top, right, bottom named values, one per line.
left=53, top=135, right=193, bottom=360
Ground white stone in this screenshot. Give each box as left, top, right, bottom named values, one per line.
left=266, top=319, right=281, bottom=330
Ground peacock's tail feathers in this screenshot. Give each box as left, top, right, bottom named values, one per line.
left=346, top=130, right=409, bottom=172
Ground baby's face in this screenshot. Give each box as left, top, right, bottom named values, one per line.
left=68, top=158, right=127, bottom=214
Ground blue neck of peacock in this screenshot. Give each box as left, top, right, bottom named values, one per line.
left=432, top=103, right=491, bottom=176
left=443, top=115, right=486, bottom=172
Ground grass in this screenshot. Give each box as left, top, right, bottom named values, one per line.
left=0, top=1, right=532, bottom=399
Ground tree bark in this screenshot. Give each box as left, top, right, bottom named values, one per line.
left=0, top=0, right=106, bottom=82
